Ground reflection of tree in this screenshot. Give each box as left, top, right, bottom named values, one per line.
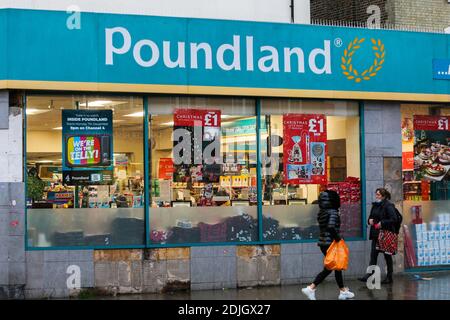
left=27, top=168, right=46, bottom=201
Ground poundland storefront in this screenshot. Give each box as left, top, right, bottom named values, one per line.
left=1, top=8, right=450, bottom=298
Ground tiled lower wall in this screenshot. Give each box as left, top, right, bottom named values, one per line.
left=5, top=240, right=404, bottom=299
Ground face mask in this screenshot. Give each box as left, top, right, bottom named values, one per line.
left=375, top=199, right=382, bottom=203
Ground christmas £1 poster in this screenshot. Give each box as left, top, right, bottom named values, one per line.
left=283, top=114, right=327, bottom=184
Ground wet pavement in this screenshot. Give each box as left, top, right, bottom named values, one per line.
left=91, top=271, right=450, bottom=300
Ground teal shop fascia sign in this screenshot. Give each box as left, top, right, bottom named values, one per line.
left=1, top=8, right=450, bottom=101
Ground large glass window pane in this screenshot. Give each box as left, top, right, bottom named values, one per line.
left=149, top=96, right=258, bottom=244
left=401, top=104, right=450, bottom=268
left=26, top=94, right=145, bottom=247
left=260, top=99, right=362, bottom=241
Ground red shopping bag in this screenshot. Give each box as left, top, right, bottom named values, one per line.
left=324, top=240, right=349, bottom=271
left=376, top=230, right=398, bottom=255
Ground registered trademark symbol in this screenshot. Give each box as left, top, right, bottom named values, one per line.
left=334, top=38, right=343, bottom=48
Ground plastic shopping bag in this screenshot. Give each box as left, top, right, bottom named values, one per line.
left=324, top=240, right=349, bottom=271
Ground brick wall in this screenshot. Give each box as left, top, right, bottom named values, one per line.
left=311, top=0, right=450, bottom=31
left=392, top=0, right=450, bottom=30
left=310, top=0, right=390, bottom=23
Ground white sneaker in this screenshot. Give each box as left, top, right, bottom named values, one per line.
left=338, top=288, right=355, bottom=300
left=301, top=286, right=316, bottom=300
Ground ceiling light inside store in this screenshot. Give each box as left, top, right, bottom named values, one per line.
left=52, top=127, right=62, bottom=130
left=79, top=100, right=113, bottom=107
left=36, top=160, right=53, bottom=163
left=160, top=121, right=174, bottom=126
left=124, top=111, right=144, bottom=117
left=26, top=108, right=51, bottom=115
left=113, top=120, right=124, bottom=123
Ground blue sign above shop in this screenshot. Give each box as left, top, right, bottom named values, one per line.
left=433, top=59, right=450, bottom=80
left=0, top=9, right=450, bottom=101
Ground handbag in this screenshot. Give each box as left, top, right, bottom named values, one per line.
left=376, top=229, right=398, bottom=255
left=324, top=240, right=349, bottom=271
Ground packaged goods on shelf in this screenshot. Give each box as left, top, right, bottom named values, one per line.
left=413, top=216, right=450, bottom=266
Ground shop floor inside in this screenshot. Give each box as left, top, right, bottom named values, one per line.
left=74, top=271, right=450, bottom=300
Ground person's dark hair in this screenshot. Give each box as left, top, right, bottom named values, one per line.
left=376, top=188, right=391, bottom=200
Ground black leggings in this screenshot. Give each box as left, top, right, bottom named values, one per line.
left=312, top=245, right=344, bottom=289
left=370, top=240, right=393, bottom=275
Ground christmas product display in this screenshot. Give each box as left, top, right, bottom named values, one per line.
left=326, top=177, right=361, bottom=204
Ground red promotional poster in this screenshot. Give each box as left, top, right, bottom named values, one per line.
left=283, top=114, right=327, bottom=184
left=402, top=152, right=414, bottom=171
left=174, top=109, right=221, bottom=128
left=413, top=115, right=450, bottom=182
left=158, top=158, right=174, bottom=180
left=413, top=115, right=450, bottom=131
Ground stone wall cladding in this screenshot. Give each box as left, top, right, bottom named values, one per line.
left=236, top=245, right=281, bottom=287
left=364, top=102, right=404, bottom=275
left=93, top=248, right=191, bottom=295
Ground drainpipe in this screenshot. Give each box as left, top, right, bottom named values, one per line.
left=290, top=0, right=295, bottom=23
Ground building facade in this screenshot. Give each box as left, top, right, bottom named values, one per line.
left=311, top=0, right=450, bottom=32
left=0, top=2, right=450, bottom=299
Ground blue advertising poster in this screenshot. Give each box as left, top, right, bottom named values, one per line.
left=62, top=110, right=114, bottom=185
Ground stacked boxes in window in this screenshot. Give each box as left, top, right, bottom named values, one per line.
left=52, top=230, right=85, bottom=247
left=262, top=216, right=281, bottom=241
left=84, top=234, right=111, bottom=246
left=226, top=213, right=258, bottom=242
left=110, top=217, right=145, bottom=245
left=414, top=214, right=450, bottom=267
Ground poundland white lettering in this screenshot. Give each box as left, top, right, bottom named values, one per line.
left=105, top=27, right=332, bottom=75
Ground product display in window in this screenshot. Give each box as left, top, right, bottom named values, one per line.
left=401, top=104, right=450, bottom=269
left=260, top=101, right=362, bottom=240
left=26, top=95, right=145, bottom=248
left=149, top=99, right=259, bottom=244
left=413, top=116, right=450, bottom=182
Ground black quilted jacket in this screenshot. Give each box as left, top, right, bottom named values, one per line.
left=368, top=199, right=397, bottom=240
left=317, top=191, right=341, bottom=247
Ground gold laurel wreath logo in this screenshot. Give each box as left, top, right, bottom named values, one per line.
left=341, top=37, right=385, bottom=83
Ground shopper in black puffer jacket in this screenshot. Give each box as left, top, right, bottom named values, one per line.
left=317, top=190, right=341, bottom=247
left=358, top=188, right=397, bottom=285
left=302, top=190, right=355, bottom=300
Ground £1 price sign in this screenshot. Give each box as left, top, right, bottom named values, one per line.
left=174, top=109, right=221, bottom=128
left=414, top=115, right=450, bottom=131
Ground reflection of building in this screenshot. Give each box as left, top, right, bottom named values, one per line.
left=0, top=1, right=449, bottom=299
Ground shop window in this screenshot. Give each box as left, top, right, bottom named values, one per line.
left=260, top=99, right=362, bottom=241
left=26, top=95, right=145, bottom=248
left=149, top=97, right=258, bottom=244
left=401, top=104, right=450, bottom=268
